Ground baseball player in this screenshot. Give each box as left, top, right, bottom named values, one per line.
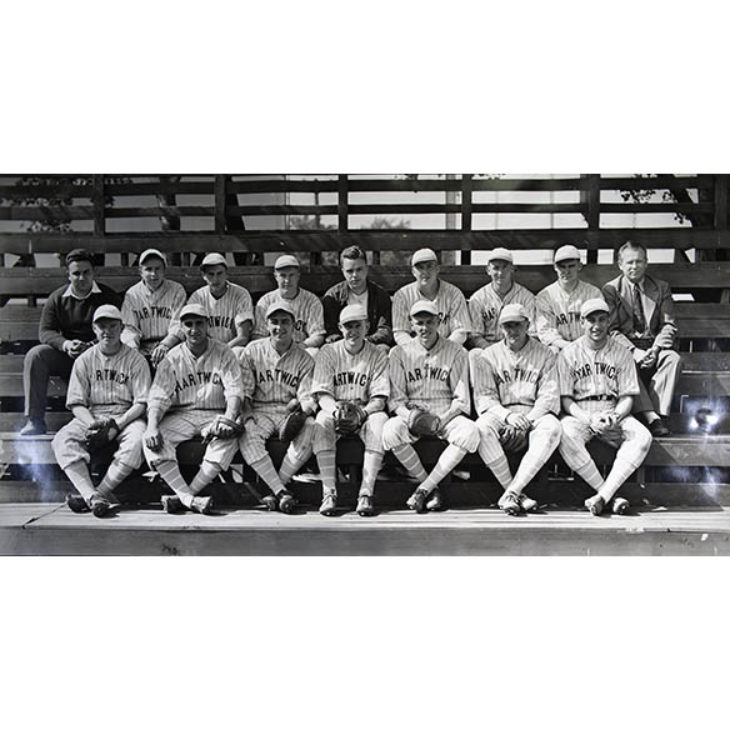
left=51, top=305, right=150, bottom=517
left=392, top=248, right=471, bottom=347
left=143, top=303, right=244, bottom=514
left=237, top=301, right=317, bottom=513
left=470, top=303, right=561, bottom=515
left=535, top=244, right=604, bottom=354
left=252, top=254, right=326, bottom=357
left=468, top=248, right=536, bottom=348
left=383, top=300, right=479, bottom=513
left=311, top=304, right=390, bottom=516
left=170, top=252, right=253, bottom=348
left=120, top=248, right=187, bottom=366
left=558, top=298, right=652, bottom=515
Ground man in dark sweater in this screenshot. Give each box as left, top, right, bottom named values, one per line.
left=322, top=246, right=393, bottom=352
left=20, top=249, right=121, bottom=435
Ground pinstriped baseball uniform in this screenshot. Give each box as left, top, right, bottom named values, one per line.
left=535, top=280, right=603, bottom=348
left=175, top=282, right=253, bottom=344
left=238, top=339, right=316, bottom=464
left=52, top=343, right=150, bottom=470
left=252, top=289, right=326, bottom=343
left=121, top=279, right=187, bottom=355
left=468, top=282, right=536, bottom=344
left=392, top=280, right=471, bottom=340
left=311, top=340, right=390, bottom=455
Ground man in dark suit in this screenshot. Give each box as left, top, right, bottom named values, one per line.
left=602, top=241, right=681, bottom=436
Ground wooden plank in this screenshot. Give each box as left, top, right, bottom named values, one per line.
left=92, top=175, right=105, bottom=236
left=715, top=175, right=728, bottom=232
left=0, top=374, right=65, bottom=397
left=214, top=175, right=226, bottom=234
left=337, top=175, right=348, bottom=231
left=0, top=411, right=71, bottom=432
left=598, top=175, right=702, bottom=190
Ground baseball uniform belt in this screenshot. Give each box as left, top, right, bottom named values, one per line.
left=578, top=395, right=615, bottom=402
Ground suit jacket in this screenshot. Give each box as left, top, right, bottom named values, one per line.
left=602, top=273, right=678, bottom=351
left=322, top=279, right=393, bottom=346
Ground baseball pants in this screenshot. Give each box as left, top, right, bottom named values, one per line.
left=633, top=349, right=682, bottom=417
left=23, top=344, right=73, bottom=422
left=313, top=410, right=388, bottom=455
left=239, top=409, right=315, bottom=465
left=382, top=414, right=480, bottom=453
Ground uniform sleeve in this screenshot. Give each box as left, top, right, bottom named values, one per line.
left=238, top=346, right=257, bottom=401
left=297, top=354, right=316, bottom=412
left=468, top=292, right=486, bottom=337
left=535, top=289, right=561, bottom=347
left=65, top=354, right=90, bottom=409
left=603, top=283, right=635, bottom=351
left=449, top=288, right=472, bottom=334
left=387, top=347, right=409, bottom=413
left=448, top=347, right=471, bottom=415
left=524, top=290, right=537, bottom=339
left=469, top=349, right=506, bottom=419
left=234, top=287, right=254, bottom=326
left=306, top=295, right=326, bottom=338
left=148, top=358, right=177, bottom=413
left=367, top=348, right=390, bottom=400
left=529, top=351, right=560, bottom=419
left=120, top=291, right=142, bottom=348
left=322, top=288, right=342, bottom=338
left=39, top=291, right=66, bottom=351
left=557, top=350, right=574, bottom=397
left=616, top=344, right=640, bottom=397
left=653, top=279, right=679, bottom=347
left=392, top=287, right=411, bottom=336
left=311, top=345, right=335, bottom=397
left=130, top=350, right=151, bottom=405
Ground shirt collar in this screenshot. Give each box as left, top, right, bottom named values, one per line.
left=62, top=281, right=102, bottom=299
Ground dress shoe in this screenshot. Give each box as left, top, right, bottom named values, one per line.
left=19, top=419, right=47, bottom=436
left=648, top=418, right=670, bottom=437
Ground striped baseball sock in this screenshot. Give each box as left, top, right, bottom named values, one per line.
left=96, top=460, right=134, bottom=502
left=251, top=456, right=286, bottom=494
left=64, top=460, right=97, bottom=504
left=479, top=447, right=512, bottom=488
left=598, top=457, right=637, bottom=502
left=570, top=458, right=603, bottom=491
left=189, top=461, right=222, bottom=495
left=420, top=444, right=466, bottom=495
left=315, top=450, right=337, bottom=496
left=360, top=449, right=383, bottom=497
left=279, top=447, right=312, bottom=486
left=156, top=461, right=195, bottom=506
left=391, top=444, right=428, bottom=482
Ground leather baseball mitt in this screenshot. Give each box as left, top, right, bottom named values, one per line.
left=84, top=418, right=119, bottom=452
left=408, top=407, right=441, bottom=437
left=499, top=425, right=527, bottom=453
left=201, top=415, right=245, bottom=444
left=279, top=407, right=309, bottom=442
left=333, top=401, right=367, bottom=435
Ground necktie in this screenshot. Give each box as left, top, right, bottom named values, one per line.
left=632, top=283, right=646, bottom=334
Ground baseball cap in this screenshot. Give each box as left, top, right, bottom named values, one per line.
left=178, top=303, right=208, bottom=321
left=580, top=298, right=609, bottom=318
left=92, top=304, right=123, bottom=323
left=139, top=248, right=167, bottom=266
left=486, top=247, right=514, bottom=264
left=265, top=301, right=296, bottom=319
left=200, top=253, right=228, bottom=269
left=274, top=254, right=300, bottom=270
left=554, top=245, right=581, bottom=263
left=498, top=303, right=530, bottom=324
left=339, top=304, right=368, bottom=325
left=411, top=248, right=438, bottom=266
left=409, top=300, right=439, bottom=317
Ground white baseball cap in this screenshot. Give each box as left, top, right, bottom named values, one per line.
left=179, top=303, right=208, bottom=321
left=411, top=248, right=438, bottom=266
left=498, top=303, right=530, bottom=324
left=486, top=247, right=514, bottom=264
left=554, top=244, right=581, bottom=263
left=409, top=300, right=439, bottom=317
left=274, top=254, right=300, bottom=270
left=139, top=248, right=167, bottom=266
left=92, top=304, right=123, bottom=323
left=580, top=298, right=609, bottom=318
left=339, top=304, right=368, bottom=325
left=265, top=301, right=296, bottom=319
left=200, top=253, right=228, bottom=269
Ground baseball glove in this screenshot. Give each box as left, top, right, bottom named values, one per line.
left=333, top=401, right=367, bottom=435
left=408, top=408, right=441, bottom=437
left=279, top=407, right=309, bottom=442
left=84, top=418, right=119, bottom=452
left=201, top=415, right=245, bottom=445
left=499, top=425, right=527, bottom=453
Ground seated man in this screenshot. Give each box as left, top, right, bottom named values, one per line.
left=468, top=248, right=536, bottom=349
left=21, top=248, right=121, bottom=435
left=535, top=244, right=603, bottom=355
left=558, top=298, right=652, bottom=516
left=392, top=248, right=471, bottom=347
left=51, top=305, right=149, bottom=517
left=237, top=301, right=317, bottom=514
left=322, top=245, right=393, bottom=352
left=252, top=254, right=326, bottom=357
left=143, top=303, right=243, bottom=515
left=383, top=300, right=479, bottom=513
left=121, top=248, right=187, bottom=366
left=471, top=303, right=561, bottom=516
left=311, top=304, right=390, bottom=517
left=602, top=241, right=681, bottom=436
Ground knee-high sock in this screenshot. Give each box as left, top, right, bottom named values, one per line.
left=420, top=444, right=467, bottom=495
left=509, top=430, right=560, bottom=494
left=598, top=455, right=639, bottom=502
left=97, top=460, right=134, bottom=502
left=189, top=461, right=222, bottom=495
left=479, top=443, right=512, bottom=488
left=156, top=460, right=195, bottom=506
left=316, top=450, right=337, bottom=496
left=570, top=458, right=603, bottom=492
left=65, top=460, right=96, bottom=504
left=360, top=449, right=383, bottom=497
left=251, top=455, right=286, bottom=494
left=391, top=444, right=428, bottom=482
left=279, top=447, right=312, bottom=486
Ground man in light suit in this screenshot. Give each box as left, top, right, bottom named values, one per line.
left=602, top=241, right=681, bottom=436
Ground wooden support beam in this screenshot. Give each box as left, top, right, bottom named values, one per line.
left=461, top=174, right=472, bottom=265
left=214, top=175, right=227, bottom=234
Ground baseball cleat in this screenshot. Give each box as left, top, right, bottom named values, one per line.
left=611, top=497, right=630, bottom=515
left=584, top=495, right=606, bottom=516
left=498, top=490, right=521, bottom=516
left=161, top=495, right=185, bottom=514
left=319, top=492, right=337, bottom=516
left=90, top=496, right=114, bottom=518
left=277, top=489, right=298, bottom=515
left=66, top=494, right=90, bottom=513
left=518, top=493, right=538, bottom=512
left=425, top=488, right=444, bottom=512
left=190, top=496, right=214, bottom=515
left=406, top=488, right=428, bottom=514
left=356, top=493, right=374, bottom=517
left=261, top=494, right=279, bottom=511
